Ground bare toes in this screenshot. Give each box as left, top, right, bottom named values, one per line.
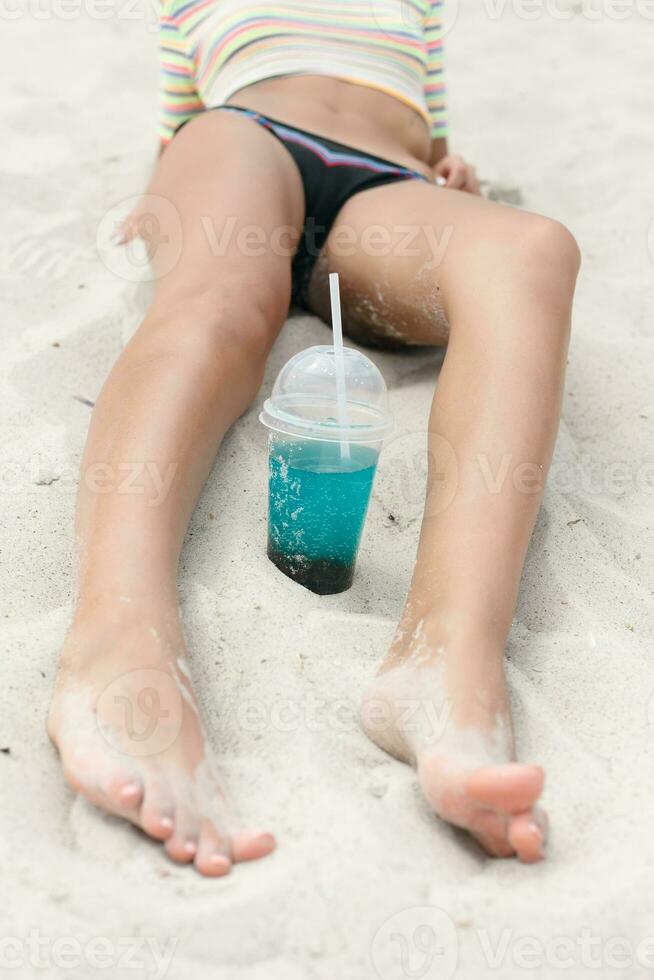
left=231, top=830, right=276, bottom=863
left=165, top=836, right=198, bottom=864
left=195, top=820, right=232, bottom=877
left=165, top=807, right=199, bottom=864
left=508, top=809, right=548, bottom=863
left=472, top=830, right=515, bottom=858
left=466, top=764, right=544, bottom=813
left=107, top=774, right=143, bottom=811
left=469, top=810, right=515, bottom=858
left=140, top=781, right=175, bottom=841
left=62, top=756, right=142, bottom=822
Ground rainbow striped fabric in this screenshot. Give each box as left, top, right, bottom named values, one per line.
left=159, top=1, right=447, bottom=145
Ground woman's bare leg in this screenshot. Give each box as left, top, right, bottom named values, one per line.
left=308, top=183, right=580, bottom=861
left=48, top=112, right=304, bottom=875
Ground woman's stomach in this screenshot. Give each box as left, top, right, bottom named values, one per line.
left=224, top=74, right=434, bottom=178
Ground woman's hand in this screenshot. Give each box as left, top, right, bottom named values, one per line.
left=433, top=154, right=480, bottom=195
left=114, top=212, right=141, bottom=245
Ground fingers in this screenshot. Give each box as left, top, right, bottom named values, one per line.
left=436, top=155, right=468, bottom=189
left=113, top=214, right=141, bottom=246
left=434, top=155, right=481, bottom=195
left=464, top=165, right=481, bottom=195
left=112, top=196, right=148, bottom=245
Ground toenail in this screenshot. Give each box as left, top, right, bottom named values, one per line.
left=184, top=841, right=197, bottom=856
left=160, top=816, right=173, bottom=830
left=245, top=830, right=274, bottom=844
left=120, top=783, right=141, bottom=801
left=528, top=821, right=543, bottom=838
left=209, top=854, right=231, bottom=871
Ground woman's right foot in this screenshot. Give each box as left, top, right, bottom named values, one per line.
left=361, top=620, right=547, bottom=862
left=47, top=597, right=275, bottom=876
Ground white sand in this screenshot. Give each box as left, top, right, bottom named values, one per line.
left=2, top=3, right=654, bottom=978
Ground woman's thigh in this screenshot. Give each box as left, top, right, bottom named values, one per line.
left=305, top=182, right=552, bottom=348
left=137, top=111, right=305, bottom=324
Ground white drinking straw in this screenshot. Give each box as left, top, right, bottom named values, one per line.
left=329, top=272, right=351, bottom=461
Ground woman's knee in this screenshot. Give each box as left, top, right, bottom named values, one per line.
left=445, top=207, right=580, bottom=308
left=502, top=215, right=581, bottom=304
left=442, top=210, right=579, bottom=355
left=144, top=274, right=288, bottom=363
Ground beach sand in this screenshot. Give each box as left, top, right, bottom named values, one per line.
left=1, top=2, right=654, bottom=978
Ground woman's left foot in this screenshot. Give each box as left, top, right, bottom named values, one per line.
left=361, top=626, right=547, bottom=862
left=48, top=597, right=275, bottom=876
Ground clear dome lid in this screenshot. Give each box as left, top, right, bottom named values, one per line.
left=260, top=345, right=393, bottom=443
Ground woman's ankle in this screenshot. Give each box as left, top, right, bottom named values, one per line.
left=387, top=607, right=508, bottom=668
left=73, top=586, right=178, bottom=624
left=63, top=589, right=182, bottom=665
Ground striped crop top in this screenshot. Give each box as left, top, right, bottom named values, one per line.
left=159, top=1, right=447, bottom=145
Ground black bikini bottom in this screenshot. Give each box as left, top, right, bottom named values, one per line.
left=211, top=105, right=428, bottom=310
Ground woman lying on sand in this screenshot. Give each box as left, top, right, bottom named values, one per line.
left=48, top=0, right=580, bottom=874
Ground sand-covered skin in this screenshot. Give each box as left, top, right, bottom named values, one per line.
left=1, top=3, right=654, bottom=978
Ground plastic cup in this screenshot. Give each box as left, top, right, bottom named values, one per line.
left=260, top=345, right=393, bottom=595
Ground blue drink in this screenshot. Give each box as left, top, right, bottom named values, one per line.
left=267, top=437, right=379, bottom=594
left=260, top=343, right=393, bottom=593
